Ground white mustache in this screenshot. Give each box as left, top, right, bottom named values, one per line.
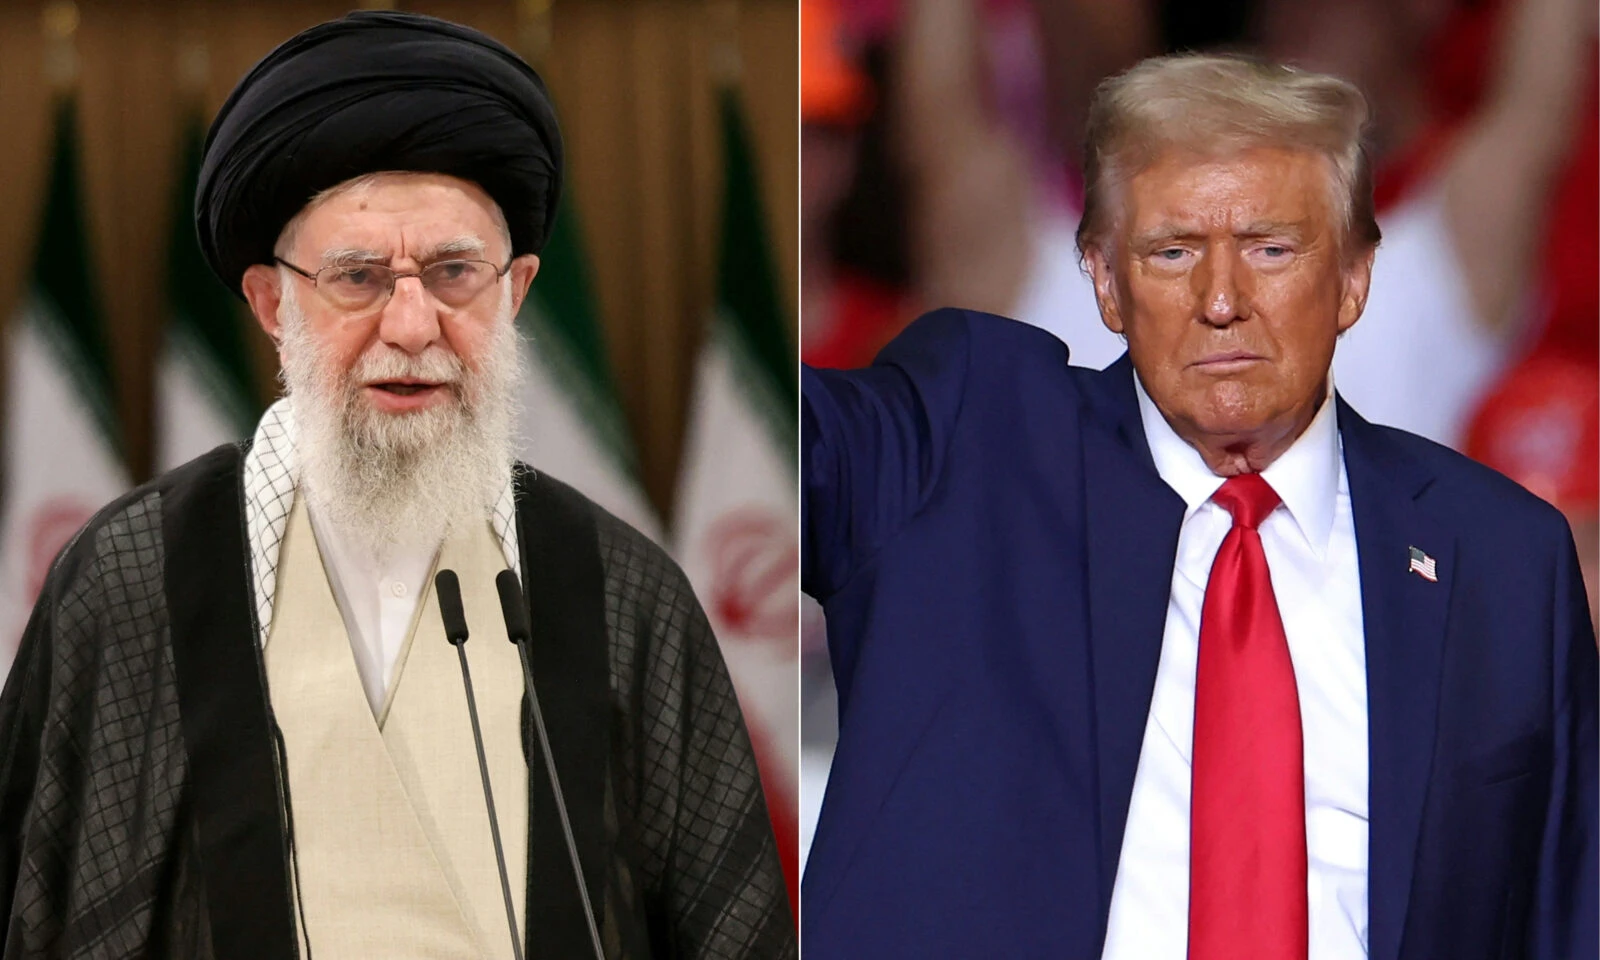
left=349, top=347, right=466, bottom=389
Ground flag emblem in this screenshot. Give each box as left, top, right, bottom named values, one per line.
left=1408, top=546, right=1438, bottom=582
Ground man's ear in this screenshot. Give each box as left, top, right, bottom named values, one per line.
left=1337, top=244, right=1376, bottom=335
left=241, top=264, right=286, bottom=343
left=509, top=254, right=541, bottom=313
left=1084, top=244, right=1125, bottom=335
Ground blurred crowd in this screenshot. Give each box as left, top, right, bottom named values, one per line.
left=800, top=0, right=1598, bottom=863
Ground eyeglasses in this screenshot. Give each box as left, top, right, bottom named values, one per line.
left=275, top=257, right=513, bottom=312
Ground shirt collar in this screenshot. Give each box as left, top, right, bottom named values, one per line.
left=1134, top=373, right=1342, bottom=559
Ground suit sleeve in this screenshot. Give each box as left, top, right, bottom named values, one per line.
left=1527, top=520, right=1598, bottom=959
left=802, top=309, right=975, bottom=602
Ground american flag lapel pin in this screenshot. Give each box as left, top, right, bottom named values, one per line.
left=1407, top=546, right=1438, bottom=583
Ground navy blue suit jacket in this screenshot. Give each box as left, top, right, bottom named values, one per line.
left=801, top=310, right=1597, bottom=959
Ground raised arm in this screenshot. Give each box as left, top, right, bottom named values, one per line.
left=802, top=309, right=974, bottom=603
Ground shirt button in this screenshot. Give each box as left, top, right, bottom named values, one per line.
left=390, top=581, right=407, bottom=598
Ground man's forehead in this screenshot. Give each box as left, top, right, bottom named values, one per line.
left=300, top=170, right=496, bottom=228
left=1121, top=146, right=1333, bottom=230
left=290, top=172, right=506, bottom=259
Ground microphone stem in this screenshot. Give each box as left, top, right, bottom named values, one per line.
left=456, top=644, right=526, bottom=960
left=516, top=640, right=605, bottom=960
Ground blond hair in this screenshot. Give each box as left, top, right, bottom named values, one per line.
left=1076, top=53, right=1381, bottom=255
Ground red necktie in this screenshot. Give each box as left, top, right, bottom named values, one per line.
left=1189, top=473, right=1308, bottom=960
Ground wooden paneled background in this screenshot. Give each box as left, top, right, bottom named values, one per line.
left=0, top=0, right=797, bottom=510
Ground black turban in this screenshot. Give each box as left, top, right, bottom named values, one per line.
left=196, top=10, right=562, bottom=297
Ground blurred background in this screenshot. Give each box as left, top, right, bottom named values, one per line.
left=0, top=0, right=798, bottom=905
left=800, top=0, right=1597, bottom=868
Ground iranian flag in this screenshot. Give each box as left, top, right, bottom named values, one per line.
left=0, top=100, right=129, bottom=668
left=673, top=87, right=800, bottom=906
left=157, top=115, right=261, bottom=471
left=516, top=192, right=661, bottom=541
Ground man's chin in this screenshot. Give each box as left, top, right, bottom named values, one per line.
left=344, top=399, right=464, bottom=456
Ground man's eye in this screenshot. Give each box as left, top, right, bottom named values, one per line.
left=1156, top=248, right=1186, bottom=261
left=1261, top=245, right=1289, bottom=258
left=330, top=267, right=381, bottom=287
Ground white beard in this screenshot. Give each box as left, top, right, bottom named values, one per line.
left=277, top=281, right=522, bottom=562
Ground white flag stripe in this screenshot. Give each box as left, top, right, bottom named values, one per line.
left=673, top=332, right=799, bottom=788
left=157, top=337, right=249, bottom=471
left=0, top=307, right=129, bottom=668
left=515, top=339, right=662, bottom=543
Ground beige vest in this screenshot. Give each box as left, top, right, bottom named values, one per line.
left=264, top=495, right=528, bottom=960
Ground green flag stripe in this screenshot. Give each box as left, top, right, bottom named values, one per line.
left=521, top=190, right=619, bottom=399
left=716, top=308, right=796, bottom=465
left=714, top=87, right=796, bottom=450
left=168, top=113, right=261, bottom=433
left=30, top=98, right=119, bottom=451
left=517, top=187, right=645, bottom=478
left=518, top=303, right=643, bottom=477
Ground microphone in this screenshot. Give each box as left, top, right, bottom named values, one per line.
left=437, top=569, right=470, bottom=644
left=435, top=570, right=525, bottom=960
left=495, top=569, right=605, bottom=960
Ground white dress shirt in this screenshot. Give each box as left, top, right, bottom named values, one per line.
left=1100, top=378, right=1370, bottom=960
left=306, top=505, right=439, bottom=716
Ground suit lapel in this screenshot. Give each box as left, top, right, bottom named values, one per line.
left=1338, top=400, right=1451, bottom=960
left=1079, top=357, right=1186, bottom=929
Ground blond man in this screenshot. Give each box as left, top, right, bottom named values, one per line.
left=801, top=54, right=1595, bottom=959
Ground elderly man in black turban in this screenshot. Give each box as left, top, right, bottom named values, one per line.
left=0, top=12, right=793, bottom=960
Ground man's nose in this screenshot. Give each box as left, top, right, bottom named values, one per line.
left=376, top=275, right=442, bottom=354
left=1196, top=247, right=1251, bottom=326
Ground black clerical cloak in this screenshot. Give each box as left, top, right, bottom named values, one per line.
left=0, top=444, right=794, bottom=959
